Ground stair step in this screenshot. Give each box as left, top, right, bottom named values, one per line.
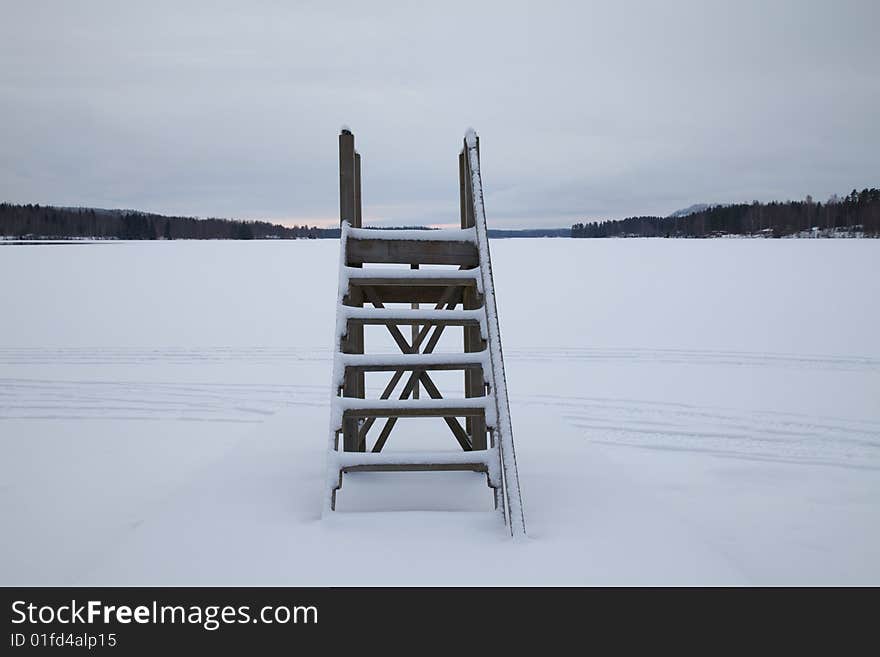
left=345, top=230, right=479, bottom=267
left=334, top=396, right=494, bottom=422
left=343, top=266, right=481, bottom=289
left=329, top=447, right=501, bottom=488
left=341, top=307, right=485, bottom=328
left=345, top=226, right=477, bottom=243
left=338, top=351, right=487, bottom=373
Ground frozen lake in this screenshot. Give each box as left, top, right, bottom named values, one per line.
left=1, top=238, right=878, bottom=584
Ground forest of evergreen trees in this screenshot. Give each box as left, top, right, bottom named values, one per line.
left=0, top=204, right=336, bottom=240
left=5, top=189, right=879, bottom=241
left=572, top=189, right=880, bottom=238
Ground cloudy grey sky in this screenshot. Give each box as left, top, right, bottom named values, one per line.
left=2, top=0, right=878, bottom=228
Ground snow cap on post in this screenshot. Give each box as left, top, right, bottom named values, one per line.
left=464, top=128, right=478, bottom=148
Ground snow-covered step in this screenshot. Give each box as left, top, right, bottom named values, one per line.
left=345, top=228, right=480, bottom=267
left=338, top=351, right=487, bottom=373
left=334, top=396, right=494, bottom=422
left=343, top=266, right=482, bottom=289
left=330, top=447, right=500, bottom=478
left=340, top=306, right=486, bottom=329
left=345, top=226, right=477, bottom=243
left=327, top=447, right=503, bottom=505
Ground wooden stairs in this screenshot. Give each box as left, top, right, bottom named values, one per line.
left=324, top=129, right=526, bottom=537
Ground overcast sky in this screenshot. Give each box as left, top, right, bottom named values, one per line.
left=1, top=1, right=878, bottom=228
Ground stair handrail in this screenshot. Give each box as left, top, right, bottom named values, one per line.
left=461, top=130, right=527, bottom=538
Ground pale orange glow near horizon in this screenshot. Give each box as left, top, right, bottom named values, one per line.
left=257, top=215, right=458, bottom=230
left=244, top=216, right=337, bottom=229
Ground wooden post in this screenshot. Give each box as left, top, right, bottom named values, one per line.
left=339, top=129, right=361, bottom=228
left=463, top=284, right=487, bottom=450
left=460, top=142, right=485, bottom=449
left=342, top=288, right=365, bottom=452
left=354, top=152, right=362, bottom=228
left=341, top=129, right=365, bottom=450
left=411, top=263, right=419, bottom=399
left=459, top=150, right=473, bottom=229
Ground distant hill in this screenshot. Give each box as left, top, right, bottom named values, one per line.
left=667, top=203, right=713, bottom=218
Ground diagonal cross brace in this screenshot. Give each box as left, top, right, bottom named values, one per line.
left=356, top=287, right=459, bottom=448
left=356, top=285, right=472, bottom=451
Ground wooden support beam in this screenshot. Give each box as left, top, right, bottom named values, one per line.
left=370, top=369, right=421, bottom=452
left=357, top=368, right=405, bottom=451
left=368, top=355, right=473, bottom=452
left=463, top=284, right=488, bottom=450
left=371, top=418, right=398, bottom=453
left=411, top=263, right=420, bottom=401
left=354, top=285, right=462, bottom=450
left=359, top=286, right=463, bottom=348
left=368, top=324, right=440, bottom=452
left=341, top=284, right=365, bottom=452
left=416, top=371, right=473, bottom=451
left=360, top=286, right=413, bottom=353
left=367, top=291, right=467, bottom=450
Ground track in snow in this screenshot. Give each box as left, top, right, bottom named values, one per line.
left=505, top=347, right=880, bottom=372
left=518, top=394, right=880, bottom=470
left=0, top=346, right=330, bottom=366
left=0, top=378, right=326, bottom=422
left=2, top=345, right=877, bottom=470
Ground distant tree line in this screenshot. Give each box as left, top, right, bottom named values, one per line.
left=572, top=189, right=880, bottom=238
left=0, top=203, right=337, bottom=240
left=354, top=225, right=571, bottom=237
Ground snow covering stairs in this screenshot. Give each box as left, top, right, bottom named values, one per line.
left=324, top=129, right=526, bottom=537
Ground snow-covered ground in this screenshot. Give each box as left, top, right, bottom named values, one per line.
left=1, top=239, right=878, bottom=585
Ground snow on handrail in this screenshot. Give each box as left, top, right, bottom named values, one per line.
left=463, top=131, right=527, bottom=538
